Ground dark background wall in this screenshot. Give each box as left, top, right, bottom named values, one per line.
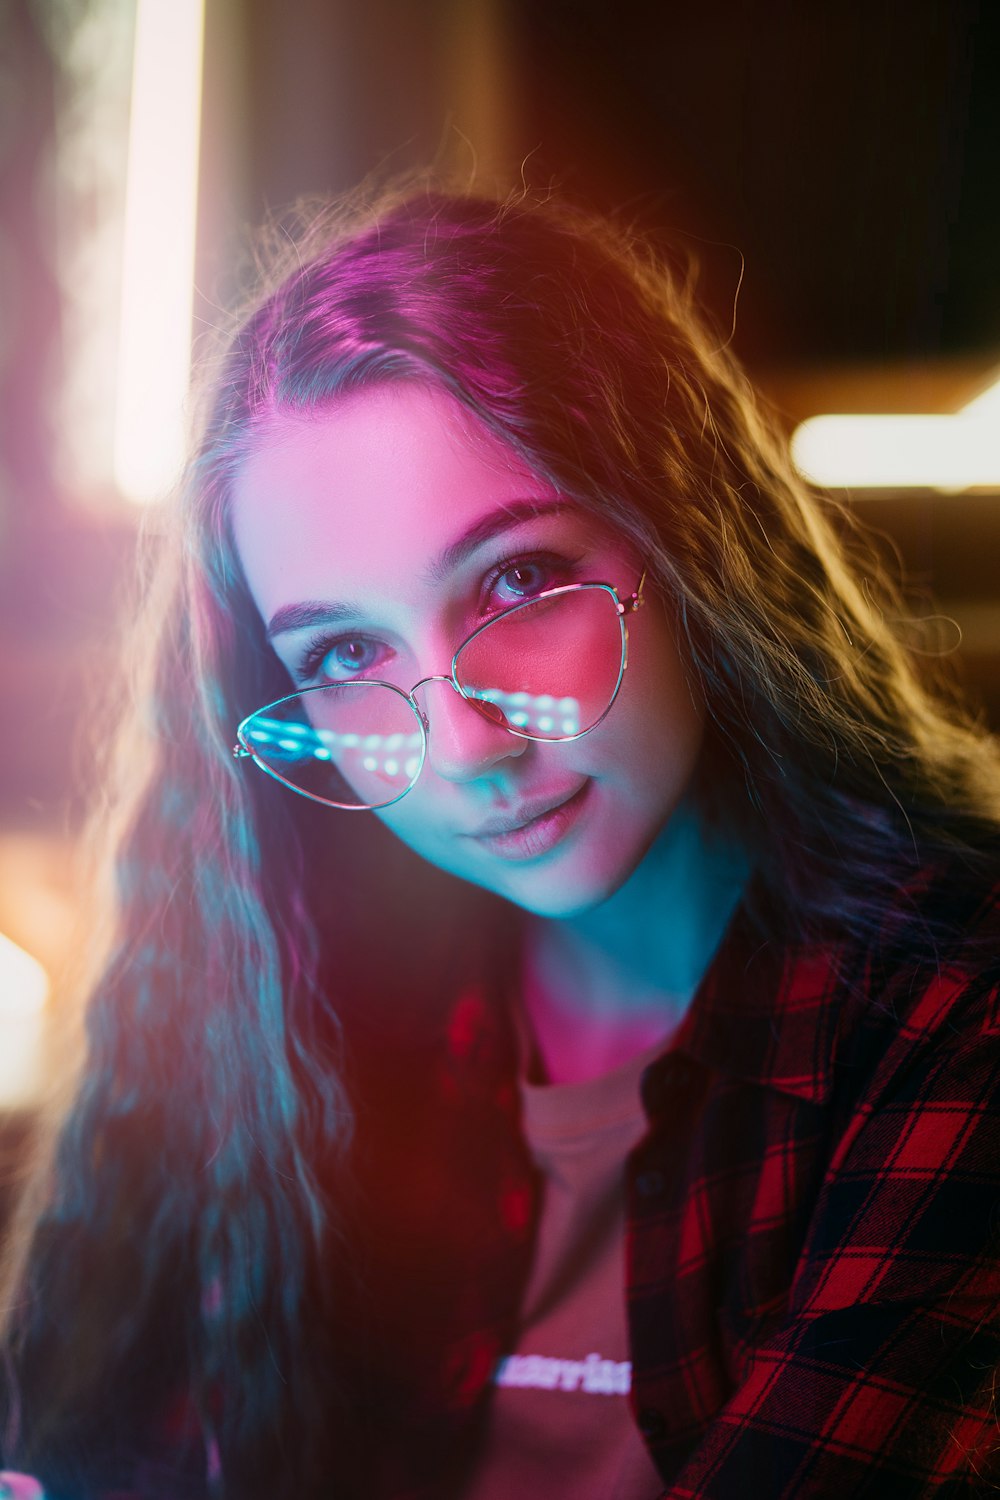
left=511, top=0, right=1000, bottom=365
left=199, top=0, right=1000, bottom=367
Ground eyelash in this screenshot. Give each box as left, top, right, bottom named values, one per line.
left=478, top=548, right=580, bottom=612
left=293, top=548, right=582, bottom=684
left=296, top=632, right=361, bottom=683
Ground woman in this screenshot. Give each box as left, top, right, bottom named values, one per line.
left=3, top=181, right=1000, bottom=1499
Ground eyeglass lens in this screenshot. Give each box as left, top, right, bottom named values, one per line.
left=242, top=587, right=625, bottom=808
left=455, top=588, right=623, bottom=735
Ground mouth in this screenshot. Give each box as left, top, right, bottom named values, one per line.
left=468, top=781, right=591, bottom=860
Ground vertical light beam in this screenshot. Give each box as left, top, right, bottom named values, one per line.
left=113, top=0, right=205, bottom=506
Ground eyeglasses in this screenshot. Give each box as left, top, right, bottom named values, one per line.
left=233, top=574, right=645, bottom=810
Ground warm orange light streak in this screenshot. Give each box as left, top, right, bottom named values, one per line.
left=792, top=371, right=1000, bottom=491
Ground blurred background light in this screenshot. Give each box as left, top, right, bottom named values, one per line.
left=0, top=930, right=48, bottom=1017
left=47, top=0, right=135, bottom=509
left=113, top=0, right=205, bottom=506
left=962, top=373, right=1000, bottom=422
left=0, top=930, right=48, bottom=1111
left=791, top=372, right=1000, bottom=491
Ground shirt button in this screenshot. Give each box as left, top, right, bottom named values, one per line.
left=636, top=1168, right=665, bottom=1197
left=638, top=1407, right=666, bottom=1439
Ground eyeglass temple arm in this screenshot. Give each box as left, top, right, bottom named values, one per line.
left=620, top=569, right=647, bottom=615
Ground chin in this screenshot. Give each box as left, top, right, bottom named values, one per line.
left=508, top=887, right=616, bottom=920
left=490, top=851, right=642, bottom=920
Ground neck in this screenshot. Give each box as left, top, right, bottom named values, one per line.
left=521, top=797, right=751, bottom=1084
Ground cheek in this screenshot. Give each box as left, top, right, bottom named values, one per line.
left=606, top=615, right=705, bottom=793
left=373, top=790, right=460, bottom=872
left=642, top=669, right=705, bottom=788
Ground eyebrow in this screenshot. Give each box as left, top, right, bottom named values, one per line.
left=264, top=496, right=573, bottom=641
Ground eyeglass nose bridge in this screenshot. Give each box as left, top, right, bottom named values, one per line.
left=407, top=672, right=509, bottom=732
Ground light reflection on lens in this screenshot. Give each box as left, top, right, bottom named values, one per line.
left=468, top=687, right=581, bottom=736
left=246, top=716, right=423, bottom=773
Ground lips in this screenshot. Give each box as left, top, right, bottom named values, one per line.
left=470, top=783, right=589, bottom=839
left=464, top=780, right=592, bottom=861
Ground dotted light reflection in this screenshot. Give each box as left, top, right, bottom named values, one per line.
left=248, top=685, right=582, bottom=775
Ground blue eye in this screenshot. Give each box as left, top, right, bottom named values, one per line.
left=490, top=557, right=560, bottom=607
left=301, top=635, right=387, bottom=682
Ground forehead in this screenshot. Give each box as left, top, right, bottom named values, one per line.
left=230, top=382, right=561, bottom=616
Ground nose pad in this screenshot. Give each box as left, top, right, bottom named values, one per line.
left=471, top=697, right=508, bottom=728
left=414, top=677, right=527, bottom=783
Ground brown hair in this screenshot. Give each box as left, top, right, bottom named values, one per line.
left=3, top=177, right=999, bottom=1497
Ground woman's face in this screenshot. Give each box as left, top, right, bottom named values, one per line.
left=231, top=383, right=705, bottom=919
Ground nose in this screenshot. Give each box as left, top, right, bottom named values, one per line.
left=414, top=677, right=528, bottom=784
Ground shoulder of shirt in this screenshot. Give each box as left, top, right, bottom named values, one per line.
left=668, top=857, right=1000, bottom=1107
left=862, top=858, right=1000, bottom=1040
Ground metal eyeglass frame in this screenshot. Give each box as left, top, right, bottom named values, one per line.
left=232, top=572, right=646, bottom=811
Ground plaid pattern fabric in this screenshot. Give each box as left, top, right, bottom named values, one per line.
left=404, top=862, right=1000, bottom=1498
left=11, top=865, right=1000, bottom=1498
left=619, top=874, right=1000, bottom=1497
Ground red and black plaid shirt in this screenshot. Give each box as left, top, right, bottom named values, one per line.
left=354, top=862, right=1000, bottom=1499
left=12, top=863, right=1000, bottom=1498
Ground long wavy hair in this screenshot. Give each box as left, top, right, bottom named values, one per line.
left=3, top=178, right=1000, bottom=1497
